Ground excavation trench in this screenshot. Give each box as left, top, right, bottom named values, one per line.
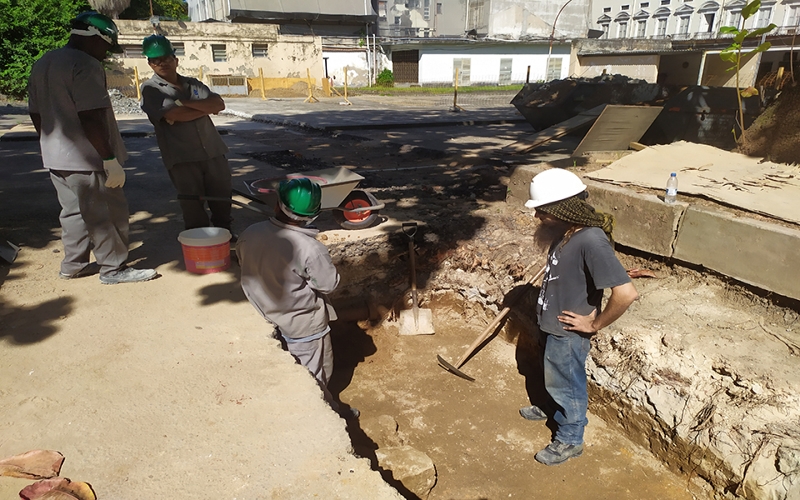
left=322, top=210, right=800, bottom=500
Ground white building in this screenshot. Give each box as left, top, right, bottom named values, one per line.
left=586, top=0, right=800, bottom=87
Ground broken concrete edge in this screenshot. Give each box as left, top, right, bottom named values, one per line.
left=507, top=162, right=800, bottom=303
left=219, top=109, right=527, bottom=133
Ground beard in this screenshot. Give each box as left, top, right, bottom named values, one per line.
left=533, top=220, right=567, bottom=253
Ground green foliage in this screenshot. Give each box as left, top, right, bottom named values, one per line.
left=0, top=0, right=90, bottom=99
left=718, top=0, right=776, bottom=140
left=375, top=69, right=394, bottom=88
left=119, top=0, right=188, bottom=20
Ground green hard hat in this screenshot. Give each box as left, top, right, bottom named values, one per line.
left=142, top=34, right=175, bottom=59
left=72, top=11, right=123, bottom=53
left=278, top=178, right=322, bottom=219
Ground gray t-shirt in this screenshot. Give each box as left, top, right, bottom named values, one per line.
left=536, top=227, right=631, bottom=336
left=140, top=73, right=228, bottom=169
left=27, top=46, right=127, bottom=172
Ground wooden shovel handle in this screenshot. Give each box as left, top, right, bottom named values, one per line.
left=454, top=264, right=547, bottom=368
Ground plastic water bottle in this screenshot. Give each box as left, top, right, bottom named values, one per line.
left=665, top=172, right=678, bottom=204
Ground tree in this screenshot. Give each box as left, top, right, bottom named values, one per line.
left=0, top=0, right=90, bottom=99
left=87, top=0, right=131, bottom=18
left=719, top=0, right=776, bottom=144
left=119, top=0, right=189, bottom=20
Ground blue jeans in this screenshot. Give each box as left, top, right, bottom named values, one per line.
left=544, top=333, right=591, bottom=446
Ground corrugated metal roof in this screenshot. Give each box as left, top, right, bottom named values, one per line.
left=229, top=0, right=377, bottom=22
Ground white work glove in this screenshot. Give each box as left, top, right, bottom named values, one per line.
left=103, top=157, right=126, bottom=188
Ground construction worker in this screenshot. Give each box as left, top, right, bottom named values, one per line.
left=520, top=168, right=638, bottom=465
left=27, top=11, right=157, bottom=285
left=236, top=178, right=359, bottom=420
left=139, top=34, right=232, bottom=234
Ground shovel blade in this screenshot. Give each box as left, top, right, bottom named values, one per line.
left=436, top=355, right=475, bottom=381
left=398, top=307, right=434, bottom=335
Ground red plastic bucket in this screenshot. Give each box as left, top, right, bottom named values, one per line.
left=177, top=227, right=231, bottom=274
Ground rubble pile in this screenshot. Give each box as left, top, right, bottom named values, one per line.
left=739, top=82, right=800, bottom=164
left=108, top=89, right=143, bottom=115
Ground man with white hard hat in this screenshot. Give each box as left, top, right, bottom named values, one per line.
left=28, top=11, right=157, bottom=284
left=520, top=168, right=638, bottom=465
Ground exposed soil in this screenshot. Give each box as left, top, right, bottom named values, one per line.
left=4, top=107, right=799, bottom=499
left=229, top=122, right=800, bottom=499
left=739, top=82, right=800, bottom=164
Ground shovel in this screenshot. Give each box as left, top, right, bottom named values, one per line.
left=398, top=222, right=435, bottom=335
left=437, top=264, right=547, bottom=381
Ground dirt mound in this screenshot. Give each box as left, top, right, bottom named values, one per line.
left=740, top=83, right=800, bottom=164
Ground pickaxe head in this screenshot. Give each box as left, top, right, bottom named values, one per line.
left=437, top=355, right=475, bottom=382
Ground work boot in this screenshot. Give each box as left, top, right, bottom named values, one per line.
left=535, top=440, right=584, bottom=466
left=338, top=406, right=360, bottom=420
left=519, top=404, right=548, bottom=421
left=59, top=263, right=99, bottom=280
left=99, top=267, right=158, bottom=285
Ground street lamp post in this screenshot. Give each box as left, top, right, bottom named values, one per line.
left=546, top=0, right=574, bottom=81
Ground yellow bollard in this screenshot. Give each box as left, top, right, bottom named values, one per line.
left=134, top=66, right=141, bottom=101
left=199, top=67, right=203, bottom=82
left=340, top=66, right=351, bottom=105
left=259, top=67, right=266, bottom=100
left=303, top=68, right=319, bottom=103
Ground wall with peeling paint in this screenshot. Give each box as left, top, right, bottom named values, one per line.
left=488, top=0, right=592, bottom=39
left=112, top=20, right=322, bottom=89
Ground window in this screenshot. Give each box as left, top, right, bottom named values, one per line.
left=661, top=0, right=669, bottom=4
left=618, top=21, right=628, bottom=37
left=657, top=18, right=667, bottom=35
left=603, top=7, right=611, bottom=12
left=378, top=0, right=387, bottom=19
left=678, top=16, right=690, bottom=34
left=122, top=45, right=144, bottom=58
left=601, top=23, right=610, bottom=38
left=789, top=5, right=800, bottom=27
left=755, top=6, right=772, bottom=28
left=172, top=42, right=185, bottom=57
left=546, top=58, right=562, bottom=81
left=252, top=43, right=268, bottom=58
left=436, top=3, right=442, bottom=14
left=394, top=16, right=401, bottom=25
left=728, top=11, right=742, bottom=28
left=423, top=0, right=430, bottom=19
left=637, top=19, right=647, bottom=36
left=701, top=13, right=715, bottom=33
left=621, top=4, right=630, bottom=10
left=211, top=44, right=227, bottom=62
left=641, top=2, right=649, bottom=6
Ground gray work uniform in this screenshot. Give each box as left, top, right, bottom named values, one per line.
left=236, top=218, right=341, bottom=407
left=27, top=46, right=131, bottom=277
left=140, top=73, right=231, bottom=230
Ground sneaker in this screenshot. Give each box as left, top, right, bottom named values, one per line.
left=99, top=267, right=158, bottom=285
left=59, top=263, right=98, bottom=280
left=519, top=405, right=548, bottom=421
left=535, top=440, right=584, bottom=466
left=338, top=406, right=360, bottom=420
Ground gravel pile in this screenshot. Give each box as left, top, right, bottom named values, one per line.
left=109, top=89, right=144, bottom=115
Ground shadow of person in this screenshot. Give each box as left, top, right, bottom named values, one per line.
left=328, top=320, right=376, bottom=405
left=514, top=295, right=559, bottom=440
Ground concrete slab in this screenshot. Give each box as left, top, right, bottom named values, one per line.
left=584, top=180, right=684, bottom=258
left=673, top=205, right=800, bottom=300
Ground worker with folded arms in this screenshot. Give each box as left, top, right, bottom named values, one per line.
left=236, top=178, right=359, bottom=420
left=520, top=168, right=638, bottom=465
left=139, top=34, right=233, bottom=235
left=27, top=11, right=157, bottom=285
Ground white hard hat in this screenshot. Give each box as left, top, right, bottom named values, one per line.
left=525, top=168, right=587, bottom=208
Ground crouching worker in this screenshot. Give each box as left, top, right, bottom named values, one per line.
left=521, top=169, right=638, bottom=466
left=236, top=178, right=359, bottom=420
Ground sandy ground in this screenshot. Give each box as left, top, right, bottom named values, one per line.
left=3, top=102, right=796, bottom=498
